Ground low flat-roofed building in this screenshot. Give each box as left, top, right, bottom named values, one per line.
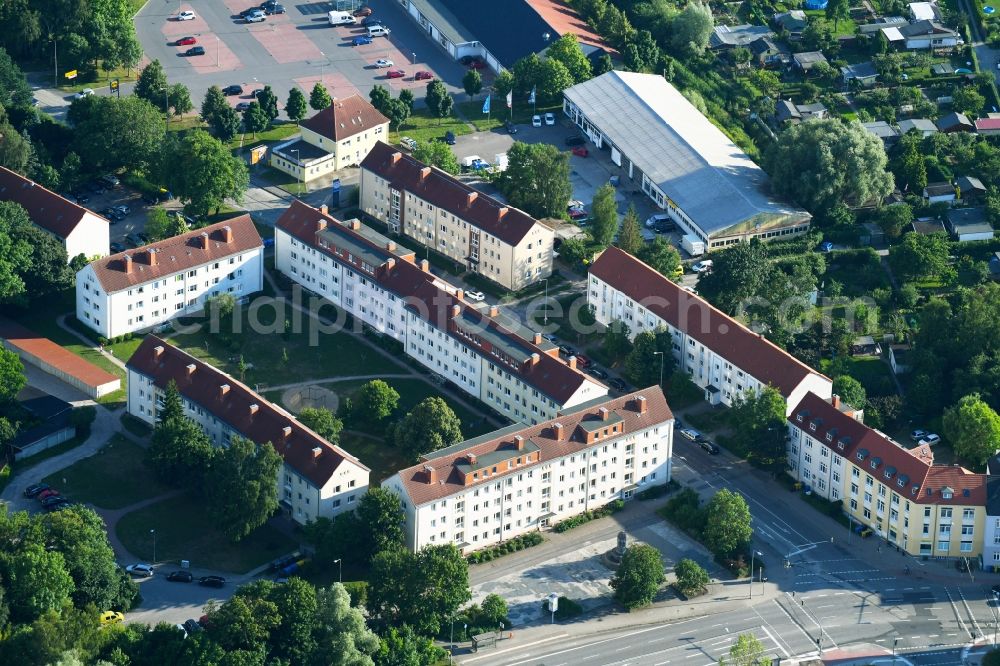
left=946, top=207, right=995, bottom=242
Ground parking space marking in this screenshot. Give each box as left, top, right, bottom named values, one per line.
left=294, top=72, right=360, bottom=102
left=250, top=20, right=324, bottom=63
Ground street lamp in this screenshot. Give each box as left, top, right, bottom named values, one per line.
left=150, top=529, right=156, bottom=563
left=653, top=350, right=664, bottom=388
left=333, top=558, right=341, bottom=583
left=748, top=549, right=762, bottom=598
left=892, top=638, right=899, bottom=664
left=216, top=35, right=220, bottom=68
left=543, top=278, right=549, bottom=325
left=319, top=51, right=326, bottom=82
left=412, top=51, right=416, bottom=64
left=449, top=619, right=466, bottom=664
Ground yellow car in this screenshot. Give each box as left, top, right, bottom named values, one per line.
left=99, top=611, right=124, bottom=626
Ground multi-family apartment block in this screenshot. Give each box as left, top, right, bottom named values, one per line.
left=275, top=200, right=606, bottom=424
left=787, top=391, right=986, bottom=559
left=126, top=336, right=370, bottom=525
left=359, top=141, right=555, bottom=291
left=384, top=388, right=673, bottom=552
left=588, top=247, right=832, bottom=414
left=0, top=166, right=109, bottom=261
left=75, top=216, right=263, bottom=339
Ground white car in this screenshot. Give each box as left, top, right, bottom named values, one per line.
left=465, top=290, right=486, bottom=302
left=544, top=112, right=555, bottom=126
left=74, top=88, right=94, bottom=100
left=176, top=10, right=195, bottom=20
left=532, top=115, right=542, bottom=127
left=918, top=434, right=941, bottom=446
left=400, top=136, right=417, bottom=151
left=678, top=428, right=701, bottom=441
left=245, top=11, right=265, bottom=22
left=126, top=563, right=154, bottom=577
left=374, top=58, right=394, bottom=68
left=691, top=260, right=714, bottom=273
left=645, top=213, right=670, bottom=228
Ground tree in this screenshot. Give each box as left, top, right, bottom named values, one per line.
left=399, top=88, right=414, bottom=113
left=133, top=59, right=168, bottom=110
left=595, top=52, right=614, bottom=75
left=638, top=237, right=682, bottom=278
left=72, top=96, right=165, bottom=172
left=242, top=101, right=269, bottom=138
left=512, top=53, right=544, bottom=95
left=168, top=83, right=192, bottom=117
left=670, top=1, right=713, bottom=56
left=0, top=202, right=32, bottom=303
left=610, top=543, right=664, bottom=610
left=873, top=204, right=913, bottom=239
left=480, top=593, right=508, bottom=626
left=286, top=87, right=307, bottom=124
left=888, top=232, right=950, bottom=282
left=956, top=255, right=989, bottom=287
left=729, top=387, right=787, bottom=472
left=0, top=121, right=31, bottom=174
left=764, top=119, right=893, bottom=213
left=462, top=69, right=482, bottom=99
left=0, top=347, right=25, bottom=403
left=377, top=624, right=446, bottom=666
left=412, top=140, right=461, bottom=175
left=357, top=487, right=405, bottom=558
left=0, top=543, right=74, bottom=624
left=354, top=379, right=400, bottom=421
left=721, top=633, right=770, bottom=666
left=537, top=58, right=574, bottom=104
left=624, top=30, right=662, bottom=72
left=697, top=241, right=771, bottom=315
left=0, top=47, right=32, bottom=108
left=149, top=410, right=214, bottom=486
left=492, top=70, right=515, bottom=100
left=953, top=85, right=986, bottom=118
left=393, top=397, right=462, bottom=459
left=547, top=34, right=593, bottom=83
left=673, top=558, right=709, bottom=597
left=204, top=435, right=282, bottom=541
left=384, top=98, right=411, bottom=136
left=433, top=91, right=454, bottom=122
left=313, top=584, right=381, bottom=662
left=0, top=204, right=73, bottom=301
left=590, top=183, right=618, bottom=247
left=369, top=84, right=391, bottom=114
left=497, top=142, right=572, bottom=219
left=210, top=105, right=241, bottom=142
left=896, top=137, right=927, bottom=193
left=59, top=152, right=82, bottom=191
left=159, top=130, right=249, bottom=216
left=603, top=319, right=633, bottom=362
left=309, top=82, right=332, bottom=111
left=616, top=204, right=643, bottom=255
left=425, top=80, right=447, bottom=116
left=257, top=85, right=280, bottom=122
left=298, top=406, right=343, bottom=443
left=825, top=0, right=850, bottom=29
left=624, top=327, right=674, bottom=388
left=703, top=489, right=753, bottom=558
left=144, top=207, right=187, bottom=242
left=943, top=393, right=1000, bottom=470
left=832, top=375, right=867, bottom=410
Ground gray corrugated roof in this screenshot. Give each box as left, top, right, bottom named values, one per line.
left=563, top=71, right=809, bottom=238
left=405, top=0, right=477, bottom=46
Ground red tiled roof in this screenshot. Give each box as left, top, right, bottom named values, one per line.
left=127, top=336, right=368, bottom=487
left=88, top=216, right=262, bottom=294
left=525, top=0, right=618, bottom=57
left=590, top=247, right=824, bottom=398
left=790, top=392, right=986, bottom=506
left=0, top=318, right=119, bottom=390
left=975, top=118, right=1000, bottom=130
left=299, top=94, right=389, bottom=142
left=394, top=388, right=671, bottom=505
left=0, top=166, right=105, bottom=240
left=361, top=141, right=543, bottom=247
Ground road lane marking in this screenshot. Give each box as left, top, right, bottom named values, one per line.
left=759, top=624, right=790, bottom=658
left=955, top=586, right=983, bottom=638
left=944, top=587, right=970, bottom=637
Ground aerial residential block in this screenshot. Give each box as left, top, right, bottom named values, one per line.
left=126, top=336, right=370, bottom=525
left=75, top=216, right=263, bottom=339
left=384, top=388, right=673, bottom=552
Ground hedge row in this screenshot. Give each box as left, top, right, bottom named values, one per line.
left=552, top=499, right=625, bottom=533
left=466, top=532, right=544, bottom=564
left=636, top=479, right=680, bottom=501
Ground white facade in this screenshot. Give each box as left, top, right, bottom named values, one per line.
left=76, top=247, right=263, bottom=339
left=63, top=211, right=110, bottom=261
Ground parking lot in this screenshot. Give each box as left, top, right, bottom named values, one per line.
left=133, top=0, right=470, bottom=116
left=69, top=180, right=182, bottom=251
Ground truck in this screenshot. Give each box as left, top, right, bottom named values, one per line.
left=328, top=10, right=355, bottom=25
left=681, top=234, right=705, bottom=257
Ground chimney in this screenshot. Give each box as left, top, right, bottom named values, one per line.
left=423, top=464, right=437, bottom=483
left=320, top=204, right=328, bottom=215
left=451, top=304, right=461, bottom=317
left=599, top=406, right=610, bottom=421
left=198, top=232, right=209, bottom=249
left=153, top=345, right=164, bottom=358
left=514, top=435, right=526, bottom=450
left=282, top=426, right=292, bottom=440
left=497, top=207, right=508, bottom=221
left=122, top=254, right=133, bottom=274
left=220, top=225, right=233, bottom=243
left=420, top=259, right=430, bottom=272
left=391, top=151, right=403, bottom=164
left=316, top=218, right=328, bottom=232
left=186, top=363, right=196, bottom=376
left=530, top=352, right=540, bottom=366
left=386, top=257, right=396, bottom=270
left=832, top=394, right=841, bottom=409
left=467, top=452, right=478, bottom=465
left=568, top=355, right=577, bottom=370
left=249, top=403, right=259, bottom=416
left=489, top=305, right=499, bottom=318
left=349, top=219, right=361, bottom=230
left=552, top=421, right=565, bottom=440
left=386, top=240, right=396, bottom=252
left=635, top=395, right=648, bottom=414
left=219, top=384, right=230, bottom=398
left=143, top=248, right=156, bottom=266
left=467, top=191, right=478, bottom=206
left=456, top=289, right=464, bottom=300
left=312, top=446, right=323, bottom=459
left=533, top=332, right=542, bottom=344
left=420, top=166, right=431, bottom=180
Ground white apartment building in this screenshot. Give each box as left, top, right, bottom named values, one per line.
left=0, top=166, right=109, bottom=261
left=126, top=336, right=370, bottom=525
left=75, top=216, right=263, bottom=339
left=359, top=141, right=555, bottom=291
left=275, top=200, right=606, bottom=424
left=384, top=389, right=673, bottom=552
left=588, top=247, right=832, bottom=414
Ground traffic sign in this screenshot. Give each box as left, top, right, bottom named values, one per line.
left=65, top=70, right=77, bottom=80
left=110, top=79, right=119, bottom=92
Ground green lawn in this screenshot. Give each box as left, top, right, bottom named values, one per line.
left=340, top=431, right=411, bottom=485
left=42, top=435, right=170, bottom=510
left=116, top=493, right=298, bottom=573
left=395, top=107, right=473, bottom=144
left=256, top=166, right=309, bottom=196
left=57, top=65, right=139, bottom=93
left=822, top=356, right=897, bottom=397
left=455, top=100, right=561, bottom=133
left=165, top=307, right=408, bottom=388
left=228, top=122, right=301, bottom=152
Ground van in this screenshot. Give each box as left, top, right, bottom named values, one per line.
left=367, top=25, right=391, bottom=37
left=327, top=11, right=354, bottom=26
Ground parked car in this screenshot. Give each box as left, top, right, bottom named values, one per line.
left=354, top=6, right=373, bottom=16
left=367, top=25, right=391, bottom=37
left=74, top=88, right=95, bottom=100
left=352, top=35, right=373, bottom=46
left=125, top=233, right=145, bottom=247
left=531, top=115, right=542, bottom=127
left=374, top=58, right=393, bottom=68
left=235, top=101, right=251, bottom=111
left=264, top=3, right=285, bottom=14
left=110, top=242, right=126, bottom=253
left=222, top=84, right=243, bottom=96
left=99, top=611, right=125, bottom=626
left=99, top=174, right=120, bottom=188
left=918, top=434, right=941, bottom=445
left=691, top=260, right=714, bottom=273
left=45, top=499, right=72, bottom=512
left=361, top=16, right=382, bottom=26
left=558, top=344, right=577, bottom=357
left=86, top=180, right=106, bottom=194
left=608, top=378, right=628, bottom=392
left=504, top=119, right=517, bottom=134
left=175, top=36, right=196, bottom=46
left=176, top=10, right=195, bottom=20
left=910, top=429, right=929, bottom=442
left=542, top=333, right=558, bottom=343
left=245, top=12, right=265, bottom=22
left=466, top=57, right=486, bottom=69
left=443, top=131, right=456, bottom=145
left=199, top=575, right=226, bottom=588
left=38, top=488, right=63, bottom=500
left=699, top=439, right=721, bottom=455
left=571, top=146, right=588, bottom=157
left=587, top=367, right=609, bottom=380
left=183, top=618, right=204, bottom=634
left=23, top=483, right=50, bottom=498
left=113, top=204, right=131, bottom=217
left=386, top=69, right=405, bottom=78
left=568, top=208, right=588, bottom=221
left=167, top=570, right=194, bottom=583
left=414, top=70, right=433, bottom=80
left=400, top=136, right=417, bottom=151
left=71, top=191, right=90, bottom=204
left=564, top=134, right=585, bottom=146
left=465, top=290, right=485, bottom=302
left=269, top=552, right=302, bottom=572
left=575, top=353, right=592, bottom=368
left=126, top=564, right=155, bottom=577
left=678, top=428, right=701, bottom=441
left=544, top=112, right=555, bottom=126
left=239, top=6, right=260, bottom=16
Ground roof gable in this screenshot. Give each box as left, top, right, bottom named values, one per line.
left=0, top=166, right=100, bottom=240
left=300, top=94, right=389, bottom=142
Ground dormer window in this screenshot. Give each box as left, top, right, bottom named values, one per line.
left=942, top=488, right=953, bottom=500
left=837, top=441, right=846, bottom=450
left=897, top=478, right=905, bottom=487
left=796, top=413, right=805, bottom=423
left=926, top=488, right=933, bottom=496
left=912, top=485, right=919, bottom=495
left=825, top=432, right=833, bottom=442
left=870, top=460, right=877, bottom=470
left=809, top=422, right=817, bottom=431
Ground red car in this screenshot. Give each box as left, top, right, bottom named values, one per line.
left=414, top=70, right=433, bottom=80
left=386, top=69, right=405, bottom=79
left=175, top=36, right=197, bottom=46
left=354, top=6, right=372, bottom=16
left=575, top=354, right=592, bottom=369
left=37, top=488, right=61, bottom=500
left=571, top=146, right=588, bottom=157
left=468, top=59, right=487, bottom=70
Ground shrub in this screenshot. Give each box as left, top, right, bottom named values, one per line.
left=552, top=500, right=624, bottom=532
left=540, top=595, right=583, bottom=620
left=657, top=488, right=705, bottom=539
left=465, top=531, right=543, bottom=563
left=342, top=580, right=368, bottom=608
left=637, top=479, right=680, bottom=501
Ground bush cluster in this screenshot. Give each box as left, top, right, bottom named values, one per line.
left=539, top=595, right=583, bottom=620
left=657, top=488, right=704, bottom=540
left=465, top=532, right=543, bottom=564
left=637, top=479, right=680, bottom=501
left=342, top=580, right=368, bottom=608
left=552, top=499, right=624, bottom=533
left=96, top=332, right=136, bottom=347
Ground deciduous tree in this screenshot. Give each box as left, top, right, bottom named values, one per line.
left=638, top=237, right=681, bottom=278
left=611, top=543, right=664, bottom=610
left=133, top=59, right=168, bottom=110
left=497, top=142, right=572, bottom=219
left=298, top=406, right=343, bottom=443
left=392, top=397, right=462, bottom=459
left=286, top=87, right=307, bottom=123
left=159, top=130, right=249, bottom=216
left=357, top=487, right=405, bottom=558
left=0, top=543, right=74, bottom=624
left=369, top=84, right=391, bottom=114
left=673, top=558, right=709, bottom=597
left=615, top=204, right=644, bottom=255
left=832, top=375, right=867, bottom=410
left=168, top=83, right=192, bottom=117
left=943, top=393, right=1000, bottom=470
left=697, top=241, right=771, bottom=315
left=603, top=319, right=633, bottom=362
left=590, top=182, right=618, bottom=247
left=413, top=140, right=461, bottom=175
left=144, top=207, right=187, bottom=242
left=313, top=584, right=381, bottom=662
left=462, top=69, right=482, bottom=99
left=0, top=346, right=25, bottom=403
left=624, top=327, right=674, bottom=388
left=888, top=231, right=950, bottom=282
left=953, top=85, right=986, bottom=118
left=721, top=633, right=770, bottom=666
left=242, top=101, right=269, bottom=138
left=73, top=96, right=165, bottom=172
left=670, top=1, right=713, bottom=56
left=729, top=387, right=787, bottom=472
left=703, top=489, right=753, bottom=558
left=256, top=85, right=279, bottom=122
left=547, top=34, right=593, bottom=83
left=309, top=82, right=332, bottom=111
left=204, top=434, right=282, bottom=542
left=825, top=0, right=850, bottom=29
left=354, top=379, right=400, bottom=422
